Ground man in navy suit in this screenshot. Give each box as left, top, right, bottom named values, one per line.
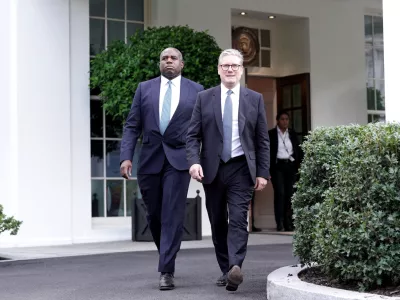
left=120, top=47, right=203, bottom=290
left=186, top=49, right=270, bottom=292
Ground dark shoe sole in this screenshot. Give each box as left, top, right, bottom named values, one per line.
left=216, top=281, right=227, bottom=287
left=159, top=285, right=175, bottom=291
left=226, top=266, right=243, bottom=291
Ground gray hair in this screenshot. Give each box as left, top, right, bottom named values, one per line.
left=218, top=49, right=243, bottom=65
left=160, top=47, right=184, bottom=61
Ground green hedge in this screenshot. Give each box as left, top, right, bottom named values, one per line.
left=293, top=123, right=400, bottom=291
left=90, top=25, right=222, bottom=121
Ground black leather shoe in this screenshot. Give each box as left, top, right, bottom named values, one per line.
left=159, top=273, right=174, bottom=290
left=226, top=265, right=243, bottom=291
left=216, top=273, right=227, bottom=286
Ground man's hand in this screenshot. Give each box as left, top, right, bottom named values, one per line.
left=120, top=160, right=132, bottom=179
left=189, top=164, right=204, bottom=182
left=254, top=177, right=268, bottom=191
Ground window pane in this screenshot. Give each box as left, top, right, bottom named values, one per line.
left=368, top=114, right=386, bottom=124
left=106, top=140, right=142, bottom=178
left=106, top=180, right=124, bottom=217
left=91, top=100, right=103, bottom=137
left=106, top=114, right=123, bottom=138
left=292, top=109, right=302, bottom=133
left=107, top=20, right=125, bottom=45
left=364, top=15, right=373, bottom=45
left=106, top=141, right=121, bottom=177
left=282, top=86, right=291, bottom=109
left=292, top=84, right=302, bottom=107
left=366, top=81, right=375, bottom=110
left=90, top=0, right=105, bottom=17
left=127, top=0, right=144, bottom=21
left=126, top=179, right=141, bottom=217
left=375, top=80, right=385, bottom=111
left=91, top=140, right=104, bottom=177
left=90, top=18, right=105, bottom=55
left=127, top=22, right=144, bottom=41
left=365, top=47, right=373, bottom=79
left=260, top=29, right=270, bottom=48
left=374, top=48, right=384, bottom=79
left=92, top=180, right=105, bottom=217
left=261, top=49, right=271, bottom=68
left=107, top=0, right=125, bottom=19
left=373, top=16, right=383, bottom=46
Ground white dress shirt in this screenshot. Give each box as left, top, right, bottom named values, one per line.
left=221, top=84, right=244, bottom=158
left=277, top=128, right=294, bottom=159
left=159, top=75, right=181, bottom=120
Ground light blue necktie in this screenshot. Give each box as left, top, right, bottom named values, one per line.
left=221, top=90, right=233, bottom=162
left=160, top=81, right=172, bottom=135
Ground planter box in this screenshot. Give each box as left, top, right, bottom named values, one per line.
left=267, top=264, right=400, bottom=300
left=131, top=190, right=202, bottom=242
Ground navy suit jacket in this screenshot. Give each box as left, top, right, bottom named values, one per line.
left=120, top=76, right=204, bottom=174
left=186, top=85, right=270, bottom=185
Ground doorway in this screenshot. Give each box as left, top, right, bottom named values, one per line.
left=246, top=75, right=276, bottom=229
left=246, top=73, right=310, bottom=230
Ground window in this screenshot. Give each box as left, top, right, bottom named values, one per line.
left=364, top=15, right=385, bottom=123
left=90, top=0, right=145, bottom=218
left=232, top=26, right=271, bottom=68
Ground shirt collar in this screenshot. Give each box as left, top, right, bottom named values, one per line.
left=161, top=75, right=181, bottom=87
left=221, top=83, right=240, bottom=96
left=277, top=126, right=288, bottom=135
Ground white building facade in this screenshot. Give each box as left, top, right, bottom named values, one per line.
left=0, top=0, right=393, bottom=247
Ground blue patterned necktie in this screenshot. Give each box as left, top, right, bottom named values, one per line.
left=221, top=90, right=233, bottom=162
left=160, top=81, right=172, bottom=135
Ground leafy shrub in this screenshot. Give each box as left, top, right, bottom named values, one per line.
left=90, top=25, right=222, bottom=121
left=0, top=204, right=22, bottom=236
left=293, top=123, right=400, bottom=291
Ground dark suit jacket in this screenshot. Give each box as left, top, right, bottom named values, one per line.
left=186, top=85, right=270, bottom=185
left=268, top=127, right=303, bottom=175
left=120, top=76, right=204, bottom=174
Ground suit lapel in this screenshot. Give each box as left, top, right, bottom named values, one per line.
left=169, top=77, right=188, bottom=125
left=151, top=77, right=161, bottom=129
left=212, top=86, right=223, bottom=137
left=238, top=87, right=247, bottom=135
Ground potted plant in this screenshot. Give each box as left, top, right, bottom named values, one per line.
left=0, top=204, right=22, bottom=236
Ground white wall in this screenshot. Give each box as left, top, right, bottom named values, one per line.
left=0, top=0, right=19, bottom=245
left=152, top=0, right=381, bottom=127
left=70, top=0, right=93, bottom=243
left=382, top=0, right=400, bottom=122
left=276, top=18, right=310, bottom=77
left=0, top=0, right=73, bottom=247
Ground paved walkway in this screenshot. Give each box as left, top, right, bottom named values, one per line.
left=0, top=241, right=296, bottom=300
left=0, top=233, right=292, bottom=260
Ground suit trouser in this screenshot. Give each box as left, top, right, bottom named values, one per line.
left=137, top=158, right=191, bottom=273
left=271, top=160, right=296, bottom=229
left=203, top=156, right=254, bottom=274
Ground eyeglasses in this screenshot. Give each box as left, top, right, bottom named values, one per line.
left=220, top=64, right=241, bottom=71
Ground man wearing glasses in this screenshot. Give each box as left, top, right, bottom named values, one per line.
left=186, top=49, right=270, bottom=292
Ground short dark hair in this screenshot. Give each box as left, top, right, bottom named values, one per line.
left=276, top=110, right=290, bottom=121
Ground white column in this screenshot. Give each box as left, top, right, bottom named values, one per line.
left=0, top=0, right=19, bottom=246
left=70, top=0, right=92, bottom=243
left=0, top=0, right=73, bottom=247
left=383, top=0, right=400, bottom=122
